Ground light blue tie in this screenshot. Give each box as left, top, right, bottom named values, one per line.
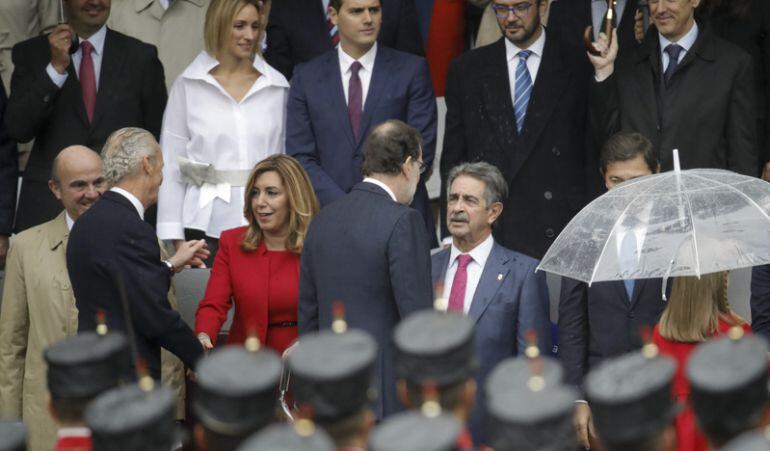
left=513, top=50, right=533, bottom=133
left=620, top=231, right=637, bottom=302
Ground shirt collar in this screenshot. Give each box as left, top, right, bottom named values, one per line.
left=57, top=427, right=91, bottom=438
left=182, top=50, right=289, bottom=88
left=78, top=25, right=107, bottom=55
left=65, top=212, right=75, bottom=231
left=362, top=177, right=397, bottom=202
left=110, top=187, right=145, bottom=219
left=448, top=234, right=495, bottom=269
left=505, top=26, right=546, bottom=62
left=338, top=42, right=377, bottom=74
left=659, top=20, right=699, bottom=54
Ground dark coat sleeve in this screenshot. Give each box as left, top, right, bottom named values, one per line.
left=439, top=58, right=469, bottom=237
left=558, top=276, right=589, bottom=391
left=407, top=57, right=437, bottom=170
left=588, top=73, right=622, bottom=152
left=388, top=209, right=433, bottom=317
left=759, top=0, right=770, bottom=162
left=0, top=84, right=18, bottom=236
left=264, top=4, right=294, bottom=80
left=390, top=0, right=424, bottom=56
left=139, top=45, right=167, bottom=140
left=298, top=223, right=319, bottom=335
left=726, top=52, right=759, bottom=176
left=751, top=264, right=770, bottom=343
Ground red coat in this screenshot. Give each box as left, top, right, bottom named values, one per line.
left=195, top=226, right=300, bottom=354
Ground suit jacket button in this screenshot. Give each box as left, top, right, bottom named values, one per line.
left=43, top=95, right=50, bottom=103
left=545, top=228, right=555, bottom=238
left=628, top=311, right=635, bottom=318
left=552, top=147, right=560, bottom=156
left=544, top=191, right=552, bottom=200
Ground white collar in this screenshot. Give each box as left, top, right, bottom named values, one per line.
left=110, top=187, right=146, bottom=219
left=57, top=427, right=91, bottom=438
left=65, top=212, right=75, bottom=231
left=338, top=42, right=377, bottom=74
left=78, top=25, right=107, bottom=55
left=659, top=20, right=699, bottom=54
left=448, top=234, right=495, bottom=269
left=181, top=50, right=289, bottom=89
left=505, top=26, right=546, bottom=62
left=362, top=177, right=397, bottom=202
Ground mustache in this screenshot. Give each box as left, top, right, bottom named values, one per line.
left=450, top=213, right=469, bottom=222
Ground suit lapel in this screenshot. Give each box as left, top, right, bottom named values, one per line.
left=480, top=40, right=518, bottom=161
left=357, top=47, right=390, bottom=147
left=323, top=51, right=357, bottom=150
left=432, top=248, right=451, bottom=293
left=91, top=29, right=125, bottom=131
left=468, top=244, right=510, bottom=324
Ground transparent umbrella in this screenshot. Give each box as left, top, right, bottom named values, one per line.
left=537, top=152, right=770, bottom=295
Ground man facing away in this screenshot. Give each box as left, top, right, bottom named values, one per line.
left=298, top=119, right=433, bottom=419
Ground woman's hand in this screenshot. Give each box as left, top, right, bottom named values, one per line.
left=198, top=332, right=214, bottom=351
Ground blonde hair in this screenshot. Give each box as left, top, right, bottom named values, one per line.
left=241, top=155, right=319, bottom=254
left=658, top=272, right=745, bottom=342
left=204, top=0, right=269, bottom=57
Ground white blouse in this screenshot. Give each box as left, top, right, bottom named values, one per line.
left=157, top=51, right=289, bottom=240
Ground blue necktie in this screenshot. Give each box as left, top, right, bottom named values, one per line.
left=513, top=50, right=533, bottom=133
left=664, top=44, right=683, bottom=87
left=620, top=231, right=637, bottom=302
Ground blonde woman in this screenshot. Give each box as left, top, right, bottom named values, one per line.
left=157, top=0, right=287, bottom=262
left=195, top=155, right=319, bottom=353
left=653, top=272, right=751, bottom=451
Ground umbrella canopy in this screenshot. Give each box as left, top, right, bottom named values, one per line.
left=538, top=162, right=770, bottom=287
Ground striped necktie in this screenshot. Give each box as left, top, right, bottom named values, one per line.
left=513, top=50, right=533, bottom=133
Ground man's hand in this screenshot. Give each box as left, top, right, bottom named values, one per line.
left=587, top=28, right=619, bottom=82
left=761, top=162, right=770, bottom=181
left=48, top=24, right=73, bottom=74
left=0, top=235, right=8, bottom=269
left=574, top=402, right=596, bottom=449
left=169, top=239, right=209, bottom=271
left=634, top=9, right=645, bottom=43
left=197, top=332, right=214, bottom=351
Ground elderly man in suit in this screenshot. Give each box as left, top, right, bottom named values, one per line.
left=588, top=0, right=757, bottom=175
left=4, top=0, right=166, bottom=232
left=299, top=120, right=433, bottom=418
left=265, top=0, right=423, bottom=80
left=67, top=128, right=206, bottom=380
left=286, top=0, right=437, bottom=245
left=431, top=161, right=551, bottom=444
left=442, top=0, right=589, bottom=260
left=0, top=145, right=106, bottom=451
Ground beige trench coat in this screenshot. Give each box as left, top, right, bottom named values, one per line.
left=0, top=0, right=59, bottom=92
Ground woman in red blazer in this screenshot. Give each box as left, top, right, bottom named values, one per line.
left=195, top=155, right=319, bottom=354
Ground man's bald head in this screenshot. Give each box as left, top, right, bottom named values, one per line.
left=48, top=146, right=106, bottom=220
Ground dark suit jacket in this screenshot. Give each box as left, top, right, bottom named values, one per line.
left=558, top=277, right=666, bottom=391
left=265, top=0, right=424, bottom=80
left=298, top=182, right=433, bottom=418
left=750, top=264, right=770, bottom=343
left=286, top=45, right=437, bottom=243
left=431, top=241, right=552, bottom=444
left=590, top=24, right=758, bottom=176
left=547, top=0, right=641, bottom=55
left=441, top=33, right=589, bottom=259
left=0, top=83, right=16, bottom=236
left=5, top=29, right=166, bottom=232
left=67, top=191, right=202, bottom=378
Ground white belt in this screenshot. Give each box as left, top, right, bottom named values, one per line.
left=177, top=156, right=251, bottom=208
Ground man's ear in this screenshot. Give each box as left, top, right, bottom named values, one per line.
left=401, top=156, right=414, bottom=177
left=48, top=180, right=63, bottom=201
left=142, top=155, right=154, bottom=175
left=487, top=202, right=503, bottom=225
left=328, top=5, right=339, bottom=26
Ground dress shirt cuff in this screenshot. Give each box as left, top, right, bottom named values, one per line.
left=156, top=222, right=185, bottom=241
left=575, top=399, right=588, bottom=404
left=46, top=63, right=68, bottom=88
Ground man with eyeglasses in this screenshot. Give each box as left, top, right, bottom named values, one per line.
left=441, top=0, right=590, bottom=261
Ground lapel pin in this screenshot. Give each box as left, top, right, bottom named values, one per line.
left=497, top=273, right=503, bottom=281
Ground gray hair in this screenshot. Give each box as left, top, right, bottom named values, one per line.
left=446, top=162, right=508, bottom=206
left=101, top=128, right=159, bottom=185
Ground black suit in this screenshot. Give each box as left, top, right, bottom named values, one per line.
left=558, top=277, right=666, bottom=390
left=298, top=182, right=433, bottom=418
left=5, top=29, right=166, bottom=232
left=265, top=0, right=424, bottom=80
left=591, top=25, right=758, bottom=175
left=547, top=0, right=641, bottom=56
left=0, top=83, right=16, bottom=237
left=67, top=191, right=202, bottom=378
left=442, top=32, right=589, bottom=260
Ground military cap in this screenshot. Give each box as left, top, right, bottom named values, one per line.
left=721, top=427, right=770, bottom=451
left=393, top=310, right=476, bottom=388
left=687, top=330, right=770, bottom=442
left=0, top=421, right=26, bottom=451
left=288, top=329, right=378, bottom=421
left=194, top=345, right=282, bottom=434
left=236, top=421, right=335, bottom=451
left=369, top=410, right=461, bottom=451
left=86, top=383, right=176, bottom=451
left=485, top=358, right=577, bottom=451
left=44, top=331, right=130, bottom=398
left=585, top=349, right=678, bottom=445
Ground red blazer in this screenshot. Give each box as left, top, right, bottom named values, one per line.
left=195, top=226, right=300, bottom=346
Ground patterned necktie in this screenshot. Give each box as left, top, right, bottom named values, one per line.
left=79, top=41, right=97, bottom=123
left=348, top=61, right=363, bottom=140
left=448, top=254, right=473, bottom=313
left=513, top=50, right=533, bottom=133
left=663, top=44, right=683, bottom=87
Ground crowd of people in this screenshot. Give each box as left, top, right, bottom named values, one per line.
left=0, top=0, right=770, bottom=450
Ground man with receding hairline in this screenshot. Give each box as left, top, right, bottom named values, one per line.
left=0, top=145, right=106, bottom=451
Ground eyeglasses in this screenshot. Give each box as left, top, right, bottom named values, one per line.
left=491, top=2, right=534, bottom=19
left=414, top=159, right=428, bottom=174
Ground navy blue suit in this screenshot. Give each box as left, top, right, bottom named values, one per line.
left=751, top=264, right=770, bottom=342
left=431, top=242, right=552, bottom=443
left=67, top=191, right=202, bottom=378
left=298, top=182, right=433, bottom=418
left=286, top=46, right=437, bottom=245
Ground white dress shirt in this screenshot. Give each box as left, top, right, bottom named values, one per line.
left=65, top=212, right=75, bottom=231
left=111, top=187, right=146, bottom=220
left=46, top=25, right=107, bottom=89
left=505, top=28, right=545, bottom=109
left=659, top=21, right=699, bottom=70
left=441, top=234, right=495, bottom=314
left=362, top=177, right=397, bottom=202
left=157, top=51, right=289, bottom=240
left=338, top=42, right=377, bottom=108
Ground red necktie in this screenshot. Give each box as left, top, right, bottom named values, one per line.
left=447, top=254, right=473, bottom=312
left=79, top=41, right=96, bottom=123
left=348, top=61, right=363, bottom=140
